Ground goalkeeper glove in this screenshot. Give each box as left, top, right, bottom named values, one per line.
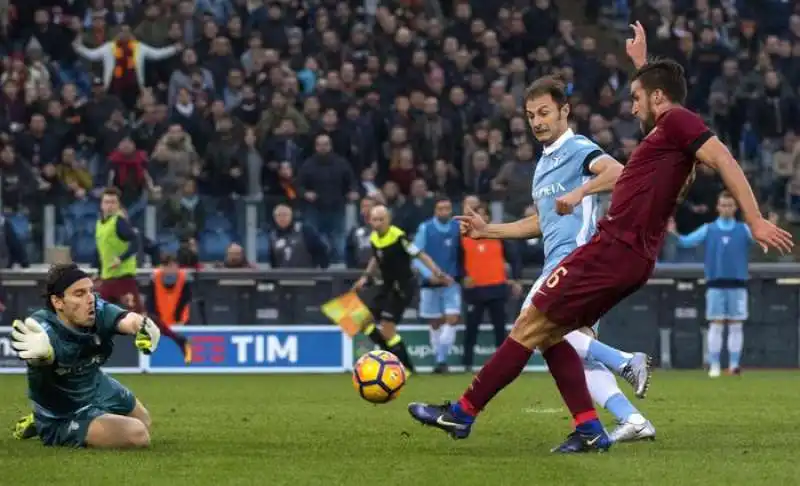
left=11, top=318, right=54, bottom=362
left=134, top=317, right=161, bottom=354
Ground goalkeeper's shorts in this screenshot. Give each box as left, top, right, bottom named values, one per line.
left=35, top=374, right=136, bottom=447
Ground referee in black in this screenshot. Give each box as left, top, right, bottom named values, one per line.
left=352, top=205, right=452, bottom=373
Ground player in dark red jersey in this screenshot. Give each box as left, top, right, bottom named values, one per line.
left=407, top=22, right=793, bottom=453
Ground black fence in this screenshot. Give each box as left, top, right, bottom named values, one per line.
left=1, top=264, right=798, bottom=369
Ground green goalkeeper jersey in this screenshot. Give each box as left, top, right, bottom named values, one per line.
left=26, top=300, right=128, bottom=418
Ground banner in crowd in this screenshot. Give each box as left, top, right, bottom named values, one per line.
left=147, top=325, right=351, bottom=373
left=0, top=328, right=142, bottom=374
left=351, top=324, right=547, bottom=371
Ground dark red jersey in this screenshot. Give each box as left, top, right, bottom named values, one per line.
left=599, top=106, right=712, bottom=260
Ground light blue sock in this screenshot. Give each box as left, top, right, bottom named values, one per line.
left=588, top=340, right=632, bottom=371
left=436, top=342, right=448, bottom=364
left=709, top=352, right=721, bottom=367
left=605, top=393, right=640, bottom=423
left=728, top=352, right=740, bottom=369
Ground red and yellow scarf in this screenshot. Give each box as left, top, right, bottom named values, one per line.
left=112, top=40, right=138, bottom=79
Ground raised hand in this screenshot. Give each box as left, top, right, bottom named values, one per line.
left=626, top=21, right=648, bottom=69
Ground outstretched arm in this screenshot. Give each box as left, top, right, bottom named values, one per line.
left=696, top=136, right=793, bottom=253
left=671, top=224, right=709, bottom=248
left=116, top=312, right=147, bottom=335
left=139, top=43, right=181, bottom=61
left=74, top=41, right=108, bottom=62
left=483, top=214, right=542, bottom=239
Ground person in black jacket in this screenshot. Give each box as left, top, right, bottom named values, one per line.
left=296, top=134, right=359, bottom=263
left=268, top=204, right=329, bottom=269
left=345, top=196, right=377, bottom=269
left=0, top=214, right=30, bottom=269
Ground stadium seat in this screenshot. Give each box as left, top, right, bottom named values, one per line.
left=255, top=229, right=270, bottom=263
left=157, top=233, right=180, bottom=256
left=70, top=230, right=97, bottom=263
left=198, top=229, right=233, bottom=262
left=64, top=200, right=98, bottom=222
left=7, top=213, right=31, bottom=242
left=204, top=212, right=234, bottom=233
left=78, top=214, right=97, bottom=235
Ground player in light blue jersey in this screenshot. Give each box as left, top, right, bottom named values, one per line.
left=416, top=76, right=655, bottom=449
left=670, top=191, right=752, bottom=377
left=413, top=197, right=462, bottom=373
left=10, top=263, right=161, bottom=448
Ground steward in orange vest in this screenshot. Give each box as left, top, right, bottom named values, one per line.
left=145, top=257, right=192, bottom=327
left=460, top=204, right=522, bottom=371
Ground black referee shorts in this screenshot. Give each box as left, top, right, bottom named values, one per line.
left=366, top=280, right=415, bottom=325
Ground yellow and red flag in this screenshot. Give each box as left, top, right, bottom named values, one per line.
left=321, top=292, right=372, bottom=337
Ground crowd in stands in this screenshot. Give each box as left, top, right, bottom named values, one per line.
left=1, top=0, right=800, bottom=269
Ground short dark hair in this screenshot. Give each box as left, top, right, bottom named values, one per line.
left=632, top=59, right=687, bottom=104
left=102, top=186, right=121, bottom=200
left=43, top=263, right=80, bottom=311
left=525, top=75, right=568, bottom=107
left=434, top=196, right=451, bottom=206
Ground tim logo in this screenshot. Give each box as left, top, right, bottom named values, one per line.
left=0, top=337, right=18, bottom=358
left=191, top=335, right=226, bottom=364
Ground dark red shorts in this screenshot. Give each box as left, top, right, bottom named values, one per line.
left=532, top=229, right=654, bottom=331
left=97, top=277, right=144, bottom=313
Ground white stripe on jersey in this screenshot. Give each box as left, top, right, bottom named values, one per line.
left=576, top=176, right=596, bottom=247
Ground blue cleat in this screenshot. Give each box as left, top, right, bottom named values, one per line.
left=551, top=419, right=612, bottom=453
left=408, top=401, right=473, bottom=439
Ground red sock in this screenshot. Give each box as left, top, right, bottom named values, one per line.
left=543, top=340, right=597, bottom=426
left=151, top=316, right=187, bottom=346
left=460, top=337, right=532, bottom=415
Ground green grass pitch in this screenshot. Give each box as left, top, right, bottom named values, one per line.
left=1, top=371, right=799, bottom=486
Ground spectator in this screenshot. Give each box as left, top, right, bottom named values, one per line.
left=0, top=0, right=796, bottom=265
left=268, top=204, right=328, bottom=269
left=297, top=134, right=358, bottom=263
left=492, top=143, right=535, bottom=220
left=217, top=243, right=256, bottom=269
left=0, top=212, right=30, bottom=268
left=346, top=197, right=377, bottom=269
left=73, top=24, right=182, bottom=109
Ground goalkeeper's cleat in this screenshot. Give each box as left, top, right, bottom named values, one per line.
left=13, top=413, right=36, bottom=440
left=551, top=419, right=612, bottom=453
left=183, top=340, right=193, bottom=364
left=620, top=352, right=652, bottom=398
left=407, top=401, right=473, bottom=439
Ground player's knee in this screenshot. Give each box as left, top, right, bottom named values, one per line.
left=126, top=421, right=151, bottom=448
left=137, top=407, right=152, bottom=431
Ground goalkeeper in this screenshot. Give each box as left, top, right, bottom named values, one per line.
left=11, top=263, right=161, bottom=448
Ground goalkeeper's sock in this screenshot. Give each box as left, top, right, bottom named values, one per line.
left=387, top=334, right=415, bottom=373
left=364, top=323, right=388, bottom=349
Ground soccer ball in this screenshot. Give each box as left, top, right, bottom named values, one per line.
left=352, top=350, right=407, bottom=404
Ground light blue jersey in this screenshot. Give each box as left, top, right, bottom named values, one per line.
left=533, top=129, right=605, bottom=276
